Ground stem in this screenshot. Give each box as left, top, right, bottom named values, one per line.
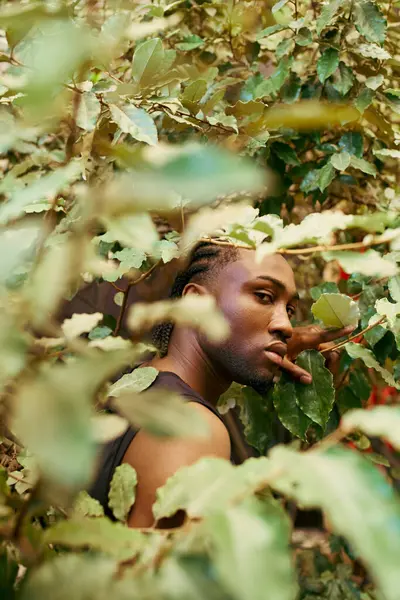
left=321, top=316, right=386, bottom=355
left=113, top=261, right=161, bottom=336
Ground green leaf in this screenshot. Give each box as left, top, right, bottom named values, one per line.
left=112, top=247, right=146, bottom=271
left=44, top=519, right=145, bottom=560
left=272, top=0, right=290, bottom=13
left=342, top=406, right=400, bottom=451
left=276, top=38, right=294, bottom=60
left=272, top=142, right=300, bottom=165
left=330, top=151, right=351, bottom=171
left=153, top=456, right=272, bottom=520
left=256, top=24, right=286, bottom=40
left=311, top=293, right=360, bottom=328
left=110, top=104, right=157, bottom=145
left=317, top=48, right=339, bottom=84
left=0, top=221, right=40, bottom=287
left=296, top=27, right=312, bottom=46
left=238, top=387, right=277, bottom=454
left=273, top=375, right=311, bottom=440
left=294, top=350, right=335, bottom=428
left=317, top=162, right=335, bottom=192
left=322, top=250, right=397, bottom=277
left=373, top=148, right=400, bottom=159
left=152, top=239, right=179, bottom=263
left=375, top=297, right=400, bottom=328
left=349, top=155, right=377, bottom=177
left=109, top=367, right=158, bottom=398
left=269, top=445, right=400, bottom=600
left=72, top=491, right=105, bottom=518
left=108, top=463, right=137, bottom=522
left=354, top=87, right=374, bottom=113
left=205, top=497, right=297, bottom=600
left=316, top=0, right=345, bottom=35
left=61, top=313, right=103, bottom=339
left=19, top=554, right=119, bottom=600
left=176, top=35, right=204, bottom=51
left=389, top=276, right=400, bottom=302
left=353, top=0, right=387, bottom=44
left=76, top=92, right=101, bottom=132
left=113, top=388, right=209, bottom=438
left=345, top=342, right=400, bottom=389
left=310, top=281, right=339, bottom=301
left=101, top=213, right=159, bottom=254
left=0, top=161, right=81, bottom=225
left=338, top=132, right=363, bottom=157
left=12, top=351, right=134, bottom=488
left=131, top=37, right=164, bottom=88
left=332, top=62, right=355, bottom=96
left=365, top=73, right=384, bottom=90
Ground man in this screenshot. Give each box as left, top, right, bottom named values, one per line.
left=90, top=242, right=352, bottom=527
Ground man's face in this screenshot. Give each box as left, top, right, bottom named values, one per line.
left=202, top=250, right=298, bottom=394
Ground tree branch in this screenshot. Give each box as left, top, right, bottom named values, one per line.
left=321, top=316, right=386, bottom=355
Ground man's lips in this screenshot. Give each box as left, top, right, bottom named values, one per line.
left=264, top=343, right=288, bottom=366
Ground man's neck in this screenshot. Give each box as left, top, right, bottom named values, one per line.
left=149, top=330, right=231, bottom=405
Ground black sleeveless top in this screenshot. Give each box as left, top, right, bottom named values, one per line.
left=89, top=371, right=231, bottom=517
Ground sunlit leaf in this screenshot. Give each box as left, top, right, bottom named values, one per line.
left=330, top=151, right=351, bottom=171
left=109, top=367, right=158, bottom=398
left=322, top=250, right=397, bottom=277
left=311, top=293, right=360, bottom=328
left=91, top=414, right=128, bottom=443
left=72, top=491, right=104, bottom=518
left=316, top=0, right=345, bottom=35
left=0, top=221, right=40, bottom=286
left=108, top=463, right=137, bottom=522
left=128, top=295, right=229, bottom=343
left=0, top=161, right=81, bottom=225
left=345, top=342, right=400, bottom=389
left=113, top=388, right=209, bottom=438
left=153, top=456, right=272, bottom=520
left=350, top=155, right=377, bottom=177
left=317, top=162, right=335, bottom=192
left=269, top=445, right=400, bottom=600
left=272, top=0, right=290, bottom=14
left=389, top=276, right=400, bottom=302
left=131, top=37, right=170, bottom=88
left=342, top=406, right=400, bottom=451
left=353, top=0, right=387, bottom=44
left=373, top=148, right=400, bottom=159
left=61, top=313, right=103, bottom=339
left=110, top=104, right=158, bottom=145
left=365, top=74, right=384, bottom=91
left=76, top=92, right=101, bottom=132
left=205, top=497, right=297, bottom=600
left=44, top=519, right=145, bottom=560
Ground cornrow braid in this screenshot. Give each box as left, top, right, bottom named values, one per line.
left=152, top=241, right=240, bottom=357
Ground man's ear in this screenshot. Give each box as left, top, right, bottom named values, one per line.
left=182, top=282, right=209, bottom=297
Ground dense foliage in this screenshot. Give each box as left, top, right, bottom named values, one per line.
left=1, top=0, right=400, bottom=598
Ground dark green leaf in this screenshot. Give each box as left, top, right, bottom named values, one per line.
left=273, top=375, right=311, bottom=440
left=272, top=142, right=300, bottom=165
left=295, top=350, right=335, bottom=428
left=353, top=0, right=387, bottom=44
left=354, top=87, right=373, bottom=113
left=296, top=27, right=312, bottom=46
left=317, top=48, right=339, bottom=84
left=332, top=62, right=355, bottom=96
left=338, top=132, right=363, bottom=158
left=238, top=387, right=277, bottom=454
left=317, top=162, right=335, bottom=191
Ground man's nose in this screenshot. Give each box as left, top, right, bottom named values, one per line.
left=269, top=306, right=293, bottom=341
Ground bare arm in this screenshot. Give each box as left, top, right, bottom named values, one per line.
left=123, top=402, right=231, bottom=529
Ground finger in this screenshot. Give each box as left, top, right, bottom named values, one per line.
left=318, top=325, right=355, bottom=344
left=281, top=358, right=312, bottom=385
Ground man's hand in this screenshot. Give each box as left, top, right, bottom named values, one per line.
left=281, top=325, right=355, bottom=384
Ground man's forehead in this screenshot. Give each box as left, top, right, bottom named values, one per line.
left=227, top=249, right=297, bottom=295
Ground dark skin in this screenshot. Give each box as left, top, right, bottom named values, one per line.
left=123, top=250, right=353, bottom=528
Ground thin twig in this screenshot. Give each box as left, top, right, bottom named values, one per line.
left=113, top=261, right=161, bottom=336
left=321, top=316, right=386, bottom=355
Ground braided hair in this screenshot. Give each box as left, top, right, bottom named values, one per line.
left=152, top=241, right=240, bottom=357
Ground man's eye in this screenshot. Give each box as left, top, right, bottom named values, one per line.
left=254, top=291, right=274, bottom=304
left=287, top=306, right=295, bottom=318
